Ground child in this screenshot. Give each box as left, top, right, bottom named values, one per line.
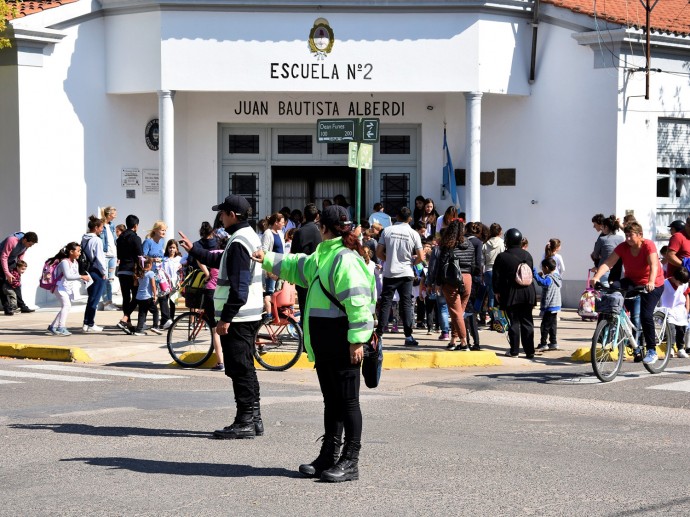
left=115, top=224, right=126, bottom=239
left=659, top=245, right=669, bottom=276
left=544, top=238, right=565, bottom=276
left=132, top=257, right=162, bottom=336
left=534, top=257, right=562, bottom=352
left=2, top=260, right=27, bottom=314
left=660, top=267, right=690, bottom=358
left=48, top=243, right=91, bottom=336
left=161, top=238, right=183, bottom=329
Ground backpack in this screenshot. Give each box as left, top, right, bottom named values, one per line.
left=155, top=268, right=172, bottom=295
left=515, top=261, right=533, bottom=286
left=77, top=249, right=93, bottom=275
left=39, top=259, right=61, bottom=293
left=437, top=249, right=465, bottom=293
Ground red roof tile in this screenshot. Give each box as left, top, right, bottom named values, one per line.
left=6, top=0, right=78, bottom=20
left=6, top=0, right=690, bottom=36
left=543, top=0, right=690, bottom=36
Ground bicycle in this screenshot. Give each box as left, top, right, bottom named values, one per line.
left=590, top=283, right=672, bottom=382
left=167, top=286, right=216, bottom=367
left=166, top=282, right=304, bottom=370
left=254, top=283, right=304, bottom=371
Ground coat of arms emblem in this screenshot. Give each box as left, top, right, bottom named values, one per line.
left=309, top=18, right=334, bottom=60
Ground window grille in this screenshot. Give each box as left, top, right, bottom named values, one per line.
left=229, top=173, right=260, bottom=229
left=228, top=135, right=260, bottom=154
left=380, top=173, right=409, bottom=217
left=277, top=135, right=313, bottom=154
left=379, top=135, right=410, bottom=155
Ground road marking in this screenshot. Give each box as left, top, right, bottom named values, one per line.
left=16, top=365, right=184, bottom=379
left=0, top=379, right=20, bottom=384
left=647, top=380, right=690, bottom=392
left=0, top=370, right=105, bottom=382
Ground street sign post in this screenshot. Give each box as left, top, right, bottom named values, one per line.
left=316, top=118, right=358, bottom=143
left=315, top=118, right=380, bottom=224
left=360, top=118, right=380, bottom=143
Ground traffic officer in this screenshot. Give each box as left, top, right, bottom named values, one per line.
left=179, top=195, right=264, bottom=439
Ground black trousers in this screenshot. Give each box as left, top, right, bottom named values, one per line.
left=0, top=280, right=28, bottom=313
left=540, top=311, right=558, bottom=345
left=506, top=304, right=535, bottom=356
left=221, top=320, right=262, bottom=414
left=464, top=313, right=479, bottom=345
left=296, top=285, right=308, bottom=323
left=311, top=316, right=362, bottom=442
left=136, top=298, right=159, bottom=330
left=118, top=274, right=138, bottom=319
left=668, top=323, right=687, bottom=349
left=376, top=276, right=414, bottom=338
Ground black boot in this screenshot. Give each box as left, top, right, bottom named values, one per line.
left=253, top=402, right=264, bottom=437
left=320, top=440, right=361, bottom=482
left=213, top=410, right=256, bottom=440
left=298, top=434, right=342, bottom=478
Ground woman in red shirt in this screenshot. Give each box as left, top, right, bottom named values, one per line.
left=590, top=222, right=664, bottom=364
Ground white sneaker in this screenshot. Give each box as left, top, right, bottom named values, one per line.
left=82, top=324, right=89, bottom=332
left=670, top=349, right=676, bottom=358
left=84, top=324, right=103, bottom=333
left=104, top=303, right=119, bottom=311
left=678, top=349, right=689, bottom=358
left=150, top=327, right=163, bottom=335
left=162, top=320, right=173, bottom=330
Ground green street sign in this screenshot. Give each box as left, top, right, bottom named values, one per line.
left=360, top=118, right=380, bottom=143
left=358, top=143, right=373, bottom=169
left=348, top=142, right=359, bottom=168
left=316, top=118, right=358, bottom=143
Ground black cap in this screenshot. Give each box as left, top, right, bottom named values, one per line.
left=669, top=220, right=685, bottom=232
left=212, top=195, right=252, bottom=217
left=321, top=205, right=351, bottom=229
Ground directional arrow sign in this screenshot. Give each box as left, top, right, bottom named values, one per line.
left=360, top=118, right=380, bottom=143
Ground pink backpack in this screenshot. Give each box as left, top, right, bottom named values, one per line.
left=39, top=259, right=61, bottom=293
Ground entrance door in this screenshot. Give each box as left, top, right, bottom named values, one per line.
left=271, top=166, right=365, bottom=218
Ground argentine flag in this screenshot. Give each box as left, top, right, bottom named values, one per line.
left=443, top=129, right=458, bottom=206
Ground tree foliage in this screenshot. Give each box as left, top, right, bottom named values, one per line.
left=1, top=1, right=19, bottom=50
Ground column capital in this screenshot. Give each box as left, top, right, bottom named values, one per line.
left=464, top=91, right=483, bottom=101
left=157, top=90, right=176, bottom=100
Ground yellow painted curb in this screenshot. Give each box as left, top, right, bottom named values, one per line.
left=0, top=343, right=92, bottom=363
left=573, top=345, right=671, bottom=363
left=169, top=350, right=502, bottom=369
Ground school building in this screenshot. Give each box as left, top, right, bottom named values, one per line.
left=1, top=0, right=689, bottom=307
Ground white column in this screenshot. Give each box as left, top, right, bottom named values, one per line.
left=464, top=92, right=482, bottom=222
left=158, top=90, right=175, bottom=235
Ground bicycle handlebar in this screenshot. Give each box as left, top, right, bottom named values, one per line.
left=594, top=282, right=647, bottom=298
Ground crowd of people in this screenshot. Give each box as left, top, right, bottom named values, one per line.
left=7, top=197, right=690, bottom=484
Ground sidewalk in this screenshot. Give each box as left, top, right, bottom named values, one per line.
left=0, top=303, right=597, bottom=369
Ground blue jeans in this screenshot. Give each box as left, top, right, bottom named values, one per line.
left=435, top=292, right=450, bottom=332
left=84, top=271, right=106, bottom=327
left=102, top=256, right=117, bottom=303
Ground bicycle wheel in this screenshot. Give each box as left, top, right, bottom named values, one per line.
left=167, top=312, right=214, bottom=367
left=645, top=310, right=673, bottom=374
left=591, top=318, right=624, bottom=382
left=254, top=316, right=304, bottom=371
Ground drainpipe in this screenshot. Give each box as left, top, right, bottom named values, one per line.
left=529, top=0, right=540, bottom=84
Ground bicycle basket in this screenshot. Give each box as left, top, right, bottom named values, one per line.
left=184, top=286, right=207, bottom=309
left=596, top=292, right=624, bottom=315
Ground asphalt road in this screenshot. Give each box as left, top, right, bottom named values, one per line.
left=2, top=358, right=690, bottom=516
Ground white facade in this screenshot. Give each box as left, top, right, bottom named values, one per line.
left=1, top=0, right=689, bottom=307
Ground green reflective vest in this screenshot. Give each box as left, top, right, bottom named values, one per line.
left=262, top=237, right=375, bottom=362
